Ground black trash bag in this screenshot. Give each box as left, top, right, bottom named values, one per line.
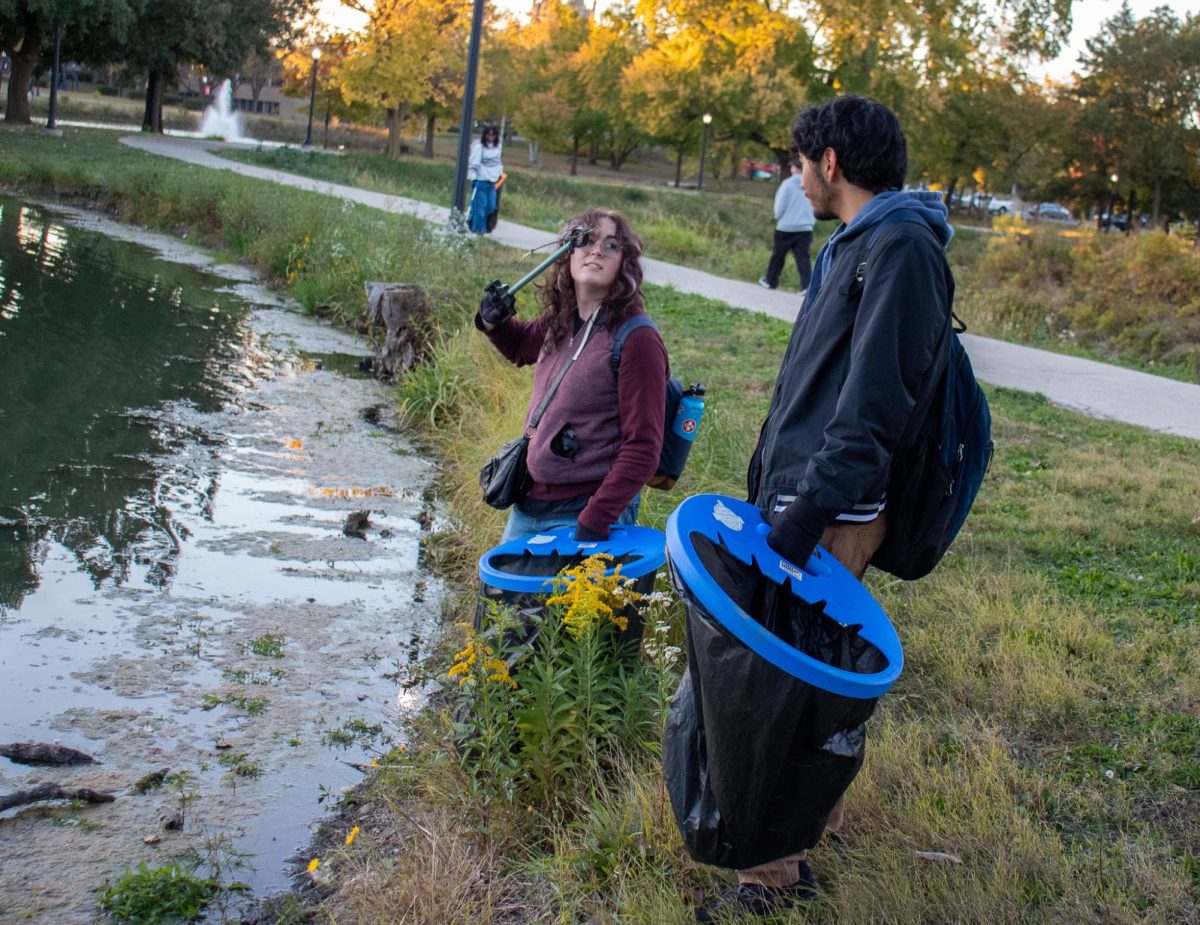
left=663, top=532, right=888, bottom=870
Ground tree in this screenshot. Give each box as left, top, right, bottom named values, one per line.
left=121, top=0, right=308, bottom=133
left=0, top=0, right=137, bottom=124
left=574, top=9, right=646, bottom=170
left=278, top=34, right=371, bottom=144
left=1072, top=5, right=1200, bottom=225
left=339, top=0, right=474, bottom=158
left=506, top=0, right=597, bottom=168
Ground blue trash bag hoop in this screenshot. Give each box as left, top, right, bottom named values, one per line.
left=665, top=494, right=903, bottom=699
left=478, top=525, right=667, bottom=594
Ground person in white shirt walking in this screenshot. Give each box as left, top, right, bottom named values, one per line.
left=467, top=125, right=504, bottom=235
left=759, top=160, right=815, bottom=295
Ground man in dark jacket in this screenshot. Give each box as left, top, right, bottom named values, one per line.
left=699, top=95, right=955, bottom=920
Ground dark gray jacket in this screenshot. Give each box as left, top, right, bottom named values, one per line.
left=747, top=192, right=954, bottom=543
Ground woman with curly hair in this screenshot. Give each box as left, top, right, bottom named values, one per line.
left=476, top=209, right=669, bottom=542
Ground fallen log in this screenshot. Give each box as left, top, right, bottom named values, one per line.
left=0, top=741, right=97, bottom=766
left=0, top=783, right=115, bottom=812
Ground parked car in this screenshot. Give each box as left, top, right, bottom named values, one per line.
left=988, top=198, right=1015, bottom=215
left=1025, top=202, right=1076, bottom=223
left=743, top=159, right=779, bottom=181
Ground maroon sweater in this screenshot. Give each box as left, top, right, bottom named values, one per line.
left=479, top=308, right=669, bottom=535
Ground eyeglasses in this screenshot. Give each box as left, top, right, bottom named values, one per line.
left=566, top=226, right=623, bottom=258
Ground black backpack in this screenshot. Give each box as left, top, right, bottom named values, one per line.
left=862, top=212, right=995, bottom=580
left=611, top=316, right=694, bottom=490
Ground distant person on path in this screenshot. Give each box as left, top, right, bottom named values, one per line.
left=467, top=125, right=503, bottom=235
left=758, top=159, right=815, bottom=295
left=476, top=209, right=669, bottom=543
left=699, top=95, right=955, bottom=921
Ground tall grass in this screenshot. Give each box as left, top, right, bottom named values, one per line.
left=223, top=146, right=842, bottom=290
left=961, top=226, right=1200, bottom=381
left=3, top=128, right=1196, bottom=924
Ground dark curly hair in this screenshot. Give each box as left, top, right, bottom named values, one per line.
left=791, top=95, right=908, bottom=193
left=538, top=209, right=644, bottom=345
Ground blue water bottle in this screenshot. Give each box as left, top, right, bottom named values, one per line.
left=673, top=383, right=706, bottom=442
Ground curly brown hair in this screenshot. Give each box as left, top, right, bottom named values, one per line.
left=537, top=209, right=644, bottom=345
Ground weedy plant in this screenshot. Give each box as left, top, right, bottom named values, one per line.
left=445, top=555, right=683, bottom=811
left=97, top=862, right=218, bottom=924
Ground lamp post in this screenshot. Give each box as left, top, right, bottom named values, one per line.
left=1103, top=172, right=1119, bottom=232
left=697, top=113, right=712, bottom=191
left=451, top=0, right=487, bottom=227
left=45, top=23, right=63, bottom=136
left=304, top=47, right=321, bottom=147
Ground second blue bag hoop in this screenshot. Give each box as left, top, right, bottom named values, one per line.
left=665, top=494, right=903, bottom=699
left=479, top=525, right=667, bottom=593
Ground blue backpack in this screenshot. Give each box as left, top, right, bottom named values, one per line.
left=611, top=316, right=693, bottom=490
left=862, top=212, right=995, bottom=580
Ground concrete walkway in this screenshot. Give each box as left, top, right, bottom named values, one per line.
left=122, top=135, right=1200, bottom=441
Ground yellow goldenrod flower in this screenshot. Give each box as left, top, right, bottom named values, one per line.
left=548, top=555, right=639, bottom=638
left=448, top=625, right=509, bottom=686
left=307, top=858, right=320, bottom=872
left=483, top=657, right=517, bottom=688
left=345, top=826, right=360, bottom=846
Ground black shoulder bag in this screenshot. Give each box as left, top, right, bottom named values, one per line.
left=479, top=316, right=595, bottom=510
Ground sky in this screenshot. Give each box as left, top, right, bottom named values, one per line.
left=316, top=0, right=1200, bottom=82
left=1039, top=0, right=1200, bottom=80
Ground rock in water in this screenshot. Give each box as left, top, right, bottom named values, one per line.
left=0, top=741, right=97, bottom=766
left=343, top=510, right=371, bottom=539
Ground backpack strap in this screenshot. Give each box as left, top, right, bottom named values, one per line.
left=610, top=315, right=659, bottom=376
left=854, top=207, right=930, bottom=285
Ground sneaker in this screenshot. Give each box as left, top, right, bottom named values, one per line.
left=758, top=277, right=775, bottom=290
left=693, top=864, right=818, bottom=921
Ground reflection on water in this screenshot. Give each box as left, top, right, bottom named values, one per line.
left=0, top=201, right=257, bottom=610
left=0, top=198, right=440, bottom=915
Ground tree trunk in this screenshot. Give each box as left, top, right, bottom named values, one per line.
left=424, top=112, right=435, bottom=158
left=1151, top=179, right=1161, bottom=229
left=587, top=138, right=598, bottom=165
left=570, top=135, right=579, bottom=176
left=387, top=106, right=408, bottom=158
left=142, top=64, right=165, bottom=133
left=674, top=148, right=683, bottom=187
left=772, top=146, right=790, bottom=177
left=1125, top=190, right=1135, bottom=236
left=5, top=29, right=42, bottom=124
left=944, top=177, right=958, bottom=207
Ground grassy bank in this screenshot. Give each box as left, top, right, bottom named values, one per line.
left=1, top=127, right=1197, bottom=924
left=221, top=145, right=836, bottom=292
left=222, top=146, right=1200, bottom=383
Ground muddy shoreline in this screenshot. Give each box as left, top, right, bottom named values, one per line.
left=0, top=200, right=447, bottom=922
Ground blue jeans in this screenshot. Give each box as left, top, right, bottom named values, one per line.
left=469, top=180, right=497, bottom=234
left=500, top=494, right=641, bottom=543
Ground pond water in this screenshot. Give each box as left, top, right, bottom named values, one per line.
left=0, top=197, right=443, bottom=920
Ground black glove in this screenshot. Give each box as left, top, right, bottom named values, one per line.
left=573, top=523, right=609, bottom=543
left=765, top=513, right=823, bottom=570
left=479, top=281, right=516, bottom=327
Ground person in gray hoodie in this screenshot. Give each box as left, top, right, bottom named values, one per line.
left=697, top=95, right=955, bottom=921
left=759, top=159, right=816, bottom=294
